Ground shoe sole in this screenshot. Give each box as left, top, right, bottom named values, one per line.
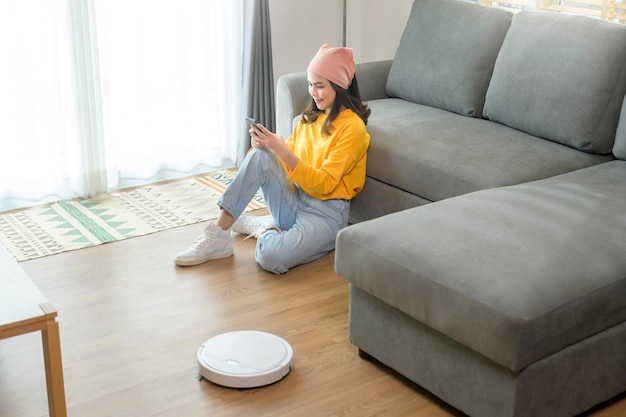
left=173, top=249, right=234, bottom=267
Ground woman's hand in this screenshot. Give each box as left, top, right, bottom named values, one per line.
left=250, top=124, right=299, bottom=169
left=249, top=123, right=281, bottom=151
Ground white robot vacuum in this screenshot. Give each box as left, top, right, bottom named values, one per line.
left=197, top=331, right=293, bottom=388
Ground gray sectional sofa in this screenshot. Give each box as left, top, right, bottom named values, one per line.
left=276, top=1, right=626, bottom=416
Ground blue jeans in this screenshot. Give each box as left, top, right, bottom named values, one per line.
left=218, top=148, right=350, bottom=274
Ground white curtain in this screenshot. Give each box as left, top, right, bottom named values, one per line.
left=0, top=0, right=243, bottom=211
left=476, top=0, right=626, bottom=23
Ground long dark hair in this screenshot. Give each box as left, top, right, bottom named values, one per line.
left=301, top=75, right=371, bottom=136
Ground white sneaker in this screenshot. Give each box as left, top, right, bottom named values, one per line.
left=174, top=222, right=233, bottom=266
left=232, top=214, right=279, bottom=239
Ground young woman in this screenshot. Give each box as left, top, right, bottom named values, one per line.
left=174, top=44, right=371, bottom=274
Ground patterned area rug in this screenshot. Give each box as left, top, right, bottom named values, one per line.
left=0, top=169, right=264, bottom=262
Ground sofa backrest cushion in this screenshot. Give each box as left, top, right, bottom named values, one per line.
left=386, top=0, right=512, bottom=117
left=484, top=11, right=626, bottom=154
left=614, top=95, right=626, bottom=160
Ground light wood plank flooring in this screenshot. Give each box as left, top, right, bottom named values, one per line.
left=1, top=217, right=625, bottom=417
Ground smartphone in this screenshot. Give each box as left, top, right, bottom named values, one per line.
left=245, top=117, right=260, bottom=128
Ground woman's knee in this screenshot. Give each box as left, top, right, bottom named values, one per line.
left=255, top=248, right=290, bottom=274
left=254, top=232, right=293, bottom=274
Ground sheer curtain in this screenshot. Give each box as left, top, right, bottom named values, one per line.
left=0, top=1, right=81, bottom=207
left=0, top=0, right=245, bottom=211
left=476, top=0, right=626, bottom=23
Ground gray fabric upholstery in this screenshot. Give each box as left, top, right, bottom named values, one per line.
left=614, top=95, right=626, bottom=160
left=349, top=176, right=430, bottom=224
left=326, top=2, right=626, bottom=416
left=484, top=11, right=626, bottom=154
left=336, top=161, right=626, bottom=372
left=348, top=285, right=626, bottom=417
left=354, top=60, right=393, bottom=101
left=386, top=0, right=512, bottom=117
left=364, top=99, right=613, bottom=202
left=280, top=3, right=626, bottom=414
left=275, top=72, right=310, bottom=140
left=349, top=285, right=519, bottom=417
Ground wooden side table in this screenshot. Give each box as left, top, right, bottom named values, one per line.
left=0, top=245, right=67, bottom=417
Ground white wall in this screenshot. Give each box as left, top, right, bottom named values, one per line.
left=269, top=0, right=414, bottom=84
left=346, top=0, right=413, bottom=63
left=268, top=0, right=343, bottom=84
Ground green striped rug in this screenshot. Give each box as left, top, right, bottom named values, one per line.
left=0, top=169, right=264, bottom=262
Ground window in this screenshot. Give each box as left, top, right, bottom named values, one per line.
left=0, top=0, right=244, bottom=211
left=475, top=0, right=626, bottom=23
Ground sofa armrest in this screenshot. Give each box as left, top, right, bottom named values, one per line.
left=276, top=71, right=309, bottom=139
left=275, top=59, right=393, bottom=139
left=354, top=59, right=393, bottom=102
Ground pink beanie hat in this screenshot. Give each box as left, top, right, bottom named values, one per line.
left=307, top=44, right=355, bottom=90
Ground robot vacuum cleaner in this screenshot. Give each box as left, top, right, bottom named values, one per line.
left=197, top=330, right=293, bottom=388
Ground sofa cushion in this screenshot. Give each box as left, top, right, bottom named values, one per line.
left=614, top=95, right=626, bottom=160
left=484, top=11, right=626, bottom=154
left=386, top=0, right=511, bottom=117
left=336, top=160, right=626, bottom=372
left=365, top=99, right=614, bottom=202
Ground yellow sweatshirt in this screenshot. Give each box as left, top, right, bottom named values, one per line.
left=284, top=109, right=370, bottom=200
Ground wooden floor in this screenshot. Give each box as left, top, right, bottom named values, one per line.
left=2, top=217, right=625, bottom=417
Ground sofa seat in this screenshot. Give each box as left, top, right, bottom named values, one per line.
left=336, top=160, right=626, bottom=373
left=365, top=99, right=615, bottom=203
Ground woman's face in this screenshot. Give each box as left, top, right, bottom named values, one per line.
left=307, top=71, right=336, bottom=114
